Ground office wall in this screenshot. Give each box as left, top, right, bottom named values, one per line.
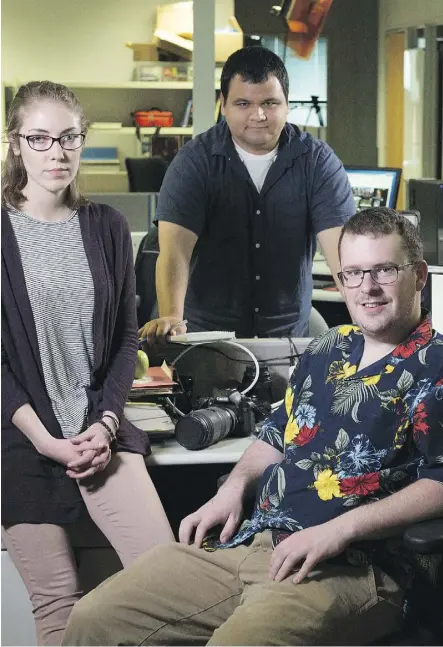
left=1, top=0, right=234, bottom=83
left=381, top=0, right=443, bottom=30
left=324, top=0, right=379, bottom=166
left=377, top=0, right=443, bottom=166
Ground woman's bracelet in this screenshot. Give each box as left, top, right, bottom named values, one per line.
left=97, top=419, right=116, bottom=444
left=102, top=412, right=119, bottom=430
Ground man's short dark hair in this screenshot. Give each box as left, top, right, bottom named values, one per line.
left=338, top=207, right=424, bottom=263
left=220, top=46, right=289, bottom=102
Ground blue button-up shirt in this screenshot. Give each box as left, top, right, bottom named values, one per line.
left=155, top=121, right=355, bottom=337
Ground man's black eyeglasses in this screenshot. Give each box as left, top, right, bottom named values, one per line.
left=338, top=263, right=415, bottom=288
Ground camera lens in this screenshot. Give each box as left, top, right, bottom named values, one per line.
left=175, top=406, right=237, bottom=450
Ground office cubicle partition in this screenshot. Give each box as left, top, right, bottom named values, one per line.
left=85, top=192, right=159, bottom=232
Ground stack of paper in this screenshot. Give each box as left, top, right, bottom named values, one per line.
left=124, top=402, right=175, bottom=440
left=169, top=331, right=235, bottom=344
left=131, top=361, right=177, bottom=395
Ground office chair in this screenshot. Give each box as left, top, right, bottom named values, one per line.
left=125, top=156, right=168, bottom=193
left=308, top=306, right=329, bottom=336
left=375, top=519, right=443, bottom=646
left=134, top=228, right=159, bottom=327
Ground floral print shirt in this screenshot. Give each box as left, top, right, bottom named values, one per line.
left=216, top=314, right=443, bottom=579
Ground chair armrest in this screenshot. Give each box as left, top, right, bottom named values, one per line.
left=403, top=518, right=443, bottom=554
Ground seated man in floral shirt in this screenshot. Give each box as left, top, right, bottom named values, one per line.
left=64, top=207, right=443, bottom=647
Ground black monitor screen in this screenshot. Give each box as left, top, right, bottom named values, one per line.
left=345, top=166, right=402, bottom=211
left=423, top=268, right=443, bottom=335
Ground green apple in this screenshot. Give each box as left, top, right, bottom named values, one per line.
left=135, top=349, right=150, bottom=379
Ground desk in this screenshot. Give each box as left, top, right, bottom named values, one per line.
left=312, top=259, right=333, bottom=277
left=147, top=436, right=255, bottom=466
left=125, top=404, right=255, bottom=466
left=312, top=257, right=349, bottom=327
left=312, top=289, right=343, bottom=303
left=312, top=260, right=344, bottom=304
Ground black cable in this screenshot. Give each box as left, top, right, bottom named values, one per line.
left=285, top=336, right=300, bottom=366
left=178, top=343, right=302, bottom=366
left=173, top=370, right=193, bottom=410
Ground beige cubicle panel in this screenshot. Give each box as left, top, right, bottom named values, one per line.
left=79, top=169, right=129, bottom=193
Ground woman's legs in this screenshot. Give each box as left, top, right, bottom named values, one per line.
left=1, top=454, right=172, bottom=644
left=1, top=523, right=82, bottom=646
left=77, top=452, right=174, bottom=567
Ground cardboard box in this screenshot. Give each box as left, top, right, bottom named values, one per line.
left=156, top=2, right=193, bottom=35
left=153, top=29, right=192, bottom=61
left=125, top=42, right=158, bottom=61
left=155, top=3, right=243, bottom=62
left=214, top=19, right=243, bottom=63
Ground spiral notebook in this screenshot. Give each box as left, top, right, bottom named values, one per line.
left=168, top=331, right=236, bottom=344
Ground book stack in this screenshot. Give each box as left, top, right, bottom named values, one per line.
left=124, top=402, right=175, bottom=441
left=130, top=361, right=177, bottom=397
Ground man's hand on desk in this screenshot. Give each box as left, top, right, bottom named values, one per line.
left=138, top=316, right=187, bottom=345
left=179, top=485, right=244, bottom=547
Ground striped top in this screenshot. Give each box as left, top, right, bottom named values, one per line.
left=8, top=206, right=95, bottom=438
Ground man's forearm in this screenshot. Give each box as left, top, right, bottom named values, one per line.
left=220, top=439, right=284, bottom=499
left=156, top=251, right=190, bottom=318
left=317, top=226, right=344, bottom=295
left=341, top=479, right=443, bottom=543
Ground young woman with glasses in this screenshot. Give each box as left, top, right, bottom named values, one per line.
left=1, top=81, right=174, bottom=645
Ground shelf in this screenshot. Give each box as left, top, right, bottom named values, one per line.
left=89, top=126, right=134, bottom=133
left=139, top=126, right=193, bottom=136
left=4, top=80, right=221, bottom=91
left=312, top=289, right=344, bottom=303
left=161, top=126, right=193, bottom=135
left=80, top=168, right=127, bottom=175
left=68, top=81, right=195, bottom=90
left=88, top=126, right=193, bottom=136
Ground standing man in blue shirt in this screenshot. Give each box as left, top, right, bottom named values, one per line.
left=139, top=46, right=355, bottom=341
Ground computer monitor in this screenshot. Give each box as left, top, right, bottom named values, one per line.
left=345, top=166, right=402, bottom=211
left=158, top=337, right=313, bottom=402
left=408, top=179, right=443, bottom=266
left=422, top=266, right=443, bottom=335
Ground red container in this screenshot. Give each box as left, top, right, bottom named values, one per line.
left=133, top=110, right=174, bottom=127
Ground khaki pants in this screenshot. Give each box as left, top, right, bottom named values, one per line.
left=2, top=452, right=174, bottom=646
left=63, top=530, right=404, bottom=646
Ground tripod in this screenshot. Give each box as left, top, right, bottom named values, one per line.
left=305, top=95, right=325, bottom=128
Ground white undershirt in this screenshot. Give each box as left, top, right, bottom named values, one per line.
left=233, top=140, right=278, bottom=193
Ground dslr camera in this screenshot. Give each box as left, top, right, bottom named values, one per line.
left=175, top=389, right=257, bottom=451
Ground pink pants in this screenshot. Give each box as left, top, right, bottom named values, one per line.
left=2, top=452, right=174, bottom=646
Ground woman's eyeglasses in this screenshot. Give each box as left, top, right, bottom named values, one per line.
left=17, top=133, right=85, bottom=151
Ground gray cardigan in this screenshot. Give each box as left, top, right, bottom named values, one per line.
left=1, top=202, right=150, bottom=525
